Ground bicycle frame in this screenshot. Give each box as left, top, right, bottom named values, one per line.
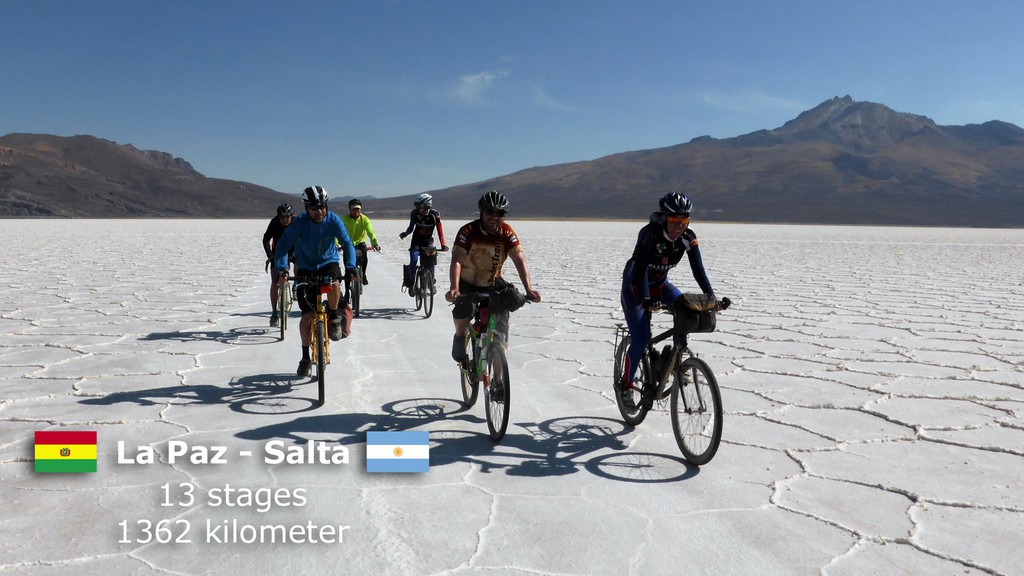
left=461, top=292, right=512, bottom=440
left=290, top=274, right=334, bottom=406
left=646, top=319, right=690, bottom=402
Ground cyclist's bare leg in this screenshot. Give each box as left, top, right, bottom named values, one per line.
left=454, top=316, right=471, bottom=338
left=299, top=313, right=314, bottom=346
left=328, top=281, right=342, bottom=311
left=270, top=275, right=281, bottom=312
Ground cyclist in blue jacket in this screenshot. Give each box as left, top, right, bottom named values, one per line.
left=275, top=185, right=359, bottom=377
left=619, top=192, right=717, bottom=408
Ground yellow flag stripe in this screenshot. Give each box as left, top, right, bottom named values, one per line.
left=34, top=444, right=98, bottom=460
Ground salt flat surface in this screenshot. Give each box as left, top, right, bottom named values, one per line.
left=1, top=219, right=1022, bottom=575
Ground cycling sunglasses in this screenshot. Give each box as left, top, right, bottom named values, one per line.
left=666, top=215, right=690, bottom=225
left=483, top=208, right=506, bottom=218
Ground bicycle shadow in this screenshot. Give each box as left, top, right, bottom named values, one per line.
left=139, top=326, right=277, bottom=346
left=78, top=372, right=320, bottom=414
left=355, top=307, right=432, bottom=321
left=233, top=397, right=700, bottom=483
left=234, top=396, right=482, bottom=448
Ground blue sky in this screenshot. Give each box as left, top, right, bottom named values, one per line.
left=4, top=1, right=1022, bottom=199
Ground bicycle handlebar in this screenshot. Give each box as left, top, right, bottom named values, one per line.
left=649, top=296, right=731, bottom=314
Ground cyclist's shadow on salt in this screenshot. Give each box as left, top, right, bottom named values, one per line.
left=78, top=373, right=312, bottom=414
left=434, top=415, right=700, bottom=483
left=232, top=394, right=699, bottom=483
left=234, top=396, right=483, bottom=449
left=140, top=326, right=276, bottom=345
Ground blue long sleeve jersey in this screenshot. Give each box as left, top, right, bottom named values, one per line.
left=274, top=211, right=357, bottom=273
left=626, top=222, right=714, bottom=300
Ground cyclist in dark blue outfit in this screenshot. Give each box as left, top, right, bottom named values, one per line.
left=619, top=192, right=716, bottom=408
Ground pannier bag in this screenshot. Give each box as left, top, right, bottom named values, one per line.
left=673, top=293, right=717, bottom=334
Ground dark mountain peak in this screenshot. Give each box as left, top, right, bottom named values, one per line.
left=0, top=132, right=289, bottom=217
left=772, top=96, right=938, bottom=149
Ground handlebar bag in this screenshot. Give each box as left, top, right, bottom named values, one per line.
left=489, top=277, right=527, bottom=313
left=673, top=293, right=717, bottom=334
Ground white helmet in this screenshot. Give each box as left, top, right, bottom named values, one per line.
left=414, top=193, right=432, bottom=208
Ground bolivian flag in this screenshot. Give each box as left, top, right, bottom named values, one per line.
left=34, top=431, right=97, bottom=473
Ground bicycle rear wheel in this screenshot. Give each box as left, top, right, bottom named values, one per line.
left=484, top=343, right=510, bottom=441
left=460, top=338, right=480, bottom=407
left=422, top=269, right=434, bottom=318
left=613, top=334, right=652, bottom=426
left=670, top=356, right=723, bottom=465
left=315, top=319, right=327, bottom=406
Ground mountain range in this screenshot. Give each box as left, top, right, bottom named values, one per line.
left=3, top=96, right=1023, bottom=226
left=0, top=133, right=288, bottom=218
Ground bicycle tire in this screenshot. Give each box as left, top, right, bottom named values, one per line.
left=414, top=270, right=424, bottom=311
left=484, top=344, right=510, bottom=441
left=349, top=277, right=361, bottom=318
left=423, top=269, right=434, bottom=318
left=613, top=334, right=652, bottom=426
left=278, top=283, right=288, bottom=341
left=460, top=337, right=480, bottom=407
left=315, top=319, right=327, bottom=406
left=670, top=356, right=723, bottom=465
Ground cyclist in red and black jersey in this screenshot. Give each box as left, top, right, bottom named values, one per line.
left=262, top=203, right=294, bottom=327
left=399, top=193, right=448, bottom=295
left=619, top=192, right=717, bottom=408
left=445, top=190, right=541, bottom=362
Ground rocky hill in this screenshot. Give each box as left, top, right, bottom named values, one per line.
left=0, top=134, right=292, bottom=217
left=4, top=97, right=1024, bottom=226
left=369, top=96, right=1024, bottom=227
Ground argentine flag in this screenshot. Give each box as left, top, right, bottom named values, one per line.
left=366, top=431, right=430, bottom=473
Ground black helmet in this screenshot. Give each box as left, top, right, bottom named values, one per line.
left=478, top=190, right=509, bottom=212
left=659, top=192, right=692, bottom=216
left=276, top=203, right=293, bottom=217
left=302, top=185, right=328, bottom=208
left=348, top=198, right=362, bottom=210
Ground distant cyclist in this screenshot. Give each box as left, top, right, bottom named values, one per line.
left=262, top=203, right=294, bottom=327
left=399, top=193, right=448, bottom=295
left=445, top=190, right=541, bottom=363
left=618, top=192, right=718, bottom=408
left=340, top=198, right=380, bottom=285
left=274, top=186, right=359, bottom=377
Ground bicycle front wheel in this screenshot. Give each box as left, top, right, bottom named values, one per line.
left=670, top=356, right=723, bottom=465
left=422, top=269, right=434, bottom=318
left=349, top=278, right=361, bottom=318
left=278, top=283, right=289, bottom=340
left=414, top=271, right=424, bottom=311
left=484, top=344, right=510, bottom=441
left=315, top=319, right=327, bottom=406
left=613, top=334, right=651, bottom=426
left=460, top=338, right=480, bottom=407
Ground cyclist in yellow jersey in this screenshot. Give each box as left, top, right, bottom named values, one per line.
left=340, top=198, right=381, bottom=284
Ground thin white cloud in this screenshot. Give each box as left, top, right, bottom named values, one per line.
left=452, top=70, right=509, bottom=105
left=531, top=85, right=588, bottom=114
left=700, top=91, right=807, bottom=116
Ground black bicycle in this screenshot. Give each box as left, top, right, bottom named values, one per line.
left=344, top=267, right=362, bottom=318
left=613, top=296, right=731, bottom=465
left=412, top=246, right=442, bottom=318
left=276, top=277, right=292, bottom=341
